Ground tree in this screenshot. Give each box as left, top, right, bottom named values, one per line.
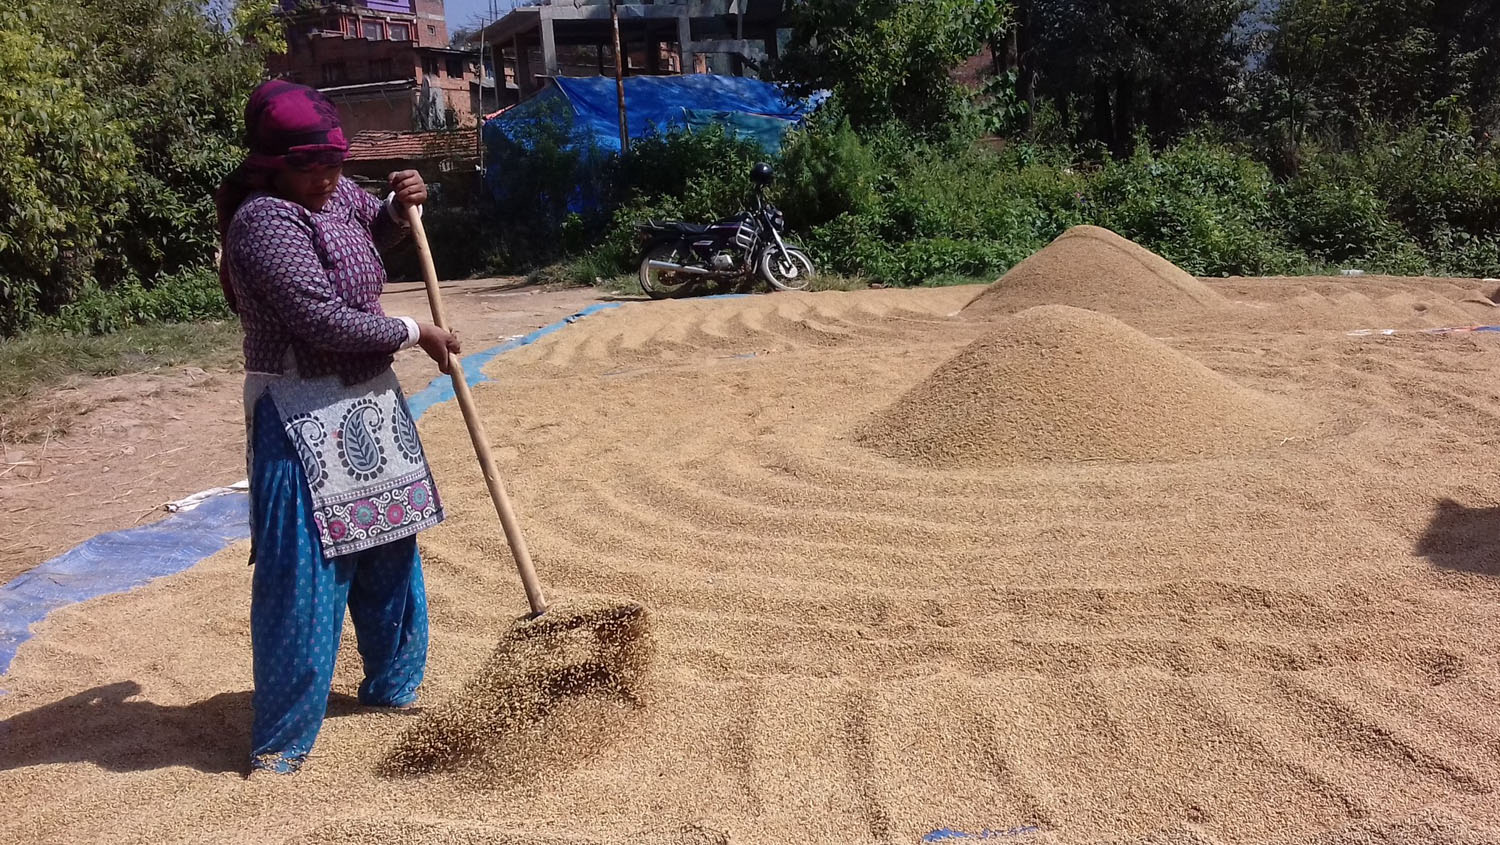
left=774, top=0, right=1010, bottom=134
left=34, top=0, right=273, bottom=287
left=1250, top=0, right=1500, bottom=162
left=0, top=3, right=136, bottom=334
left=1022, top=0, right=1252, bottom=154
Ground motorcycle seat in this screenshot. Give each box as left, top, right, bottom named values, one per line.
left=643, top=220, right=710, bottom=234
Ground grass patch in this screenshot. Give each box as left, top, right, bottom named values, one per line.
left=596, top=274, right=646, bottom=298
left=809, top=274, right=872, bottom=292
left=919, top=273, right=994, bottom=288
left=0, top=320, right=242, bottom=440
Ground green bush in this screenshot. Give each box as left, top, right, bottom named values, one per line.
left=794, top=127, right=1089, bottom=285
left=44, top=266, right=231, bottom=335
left=1347, top=122, right=1500, bottom=274
left=512, top=120, right=1500, bottom=291
left=381, top=168, right=512, bottom=282
left=546, top=126, right=771, bottom=282
left=482, top=97, right=616, bottom=270
left=1275, top=162, right=1425, bottom=272
left=614, top=124, right=763, bottom=212
left=776, top=116, right=879, bottom=227
left=1089, top=136, right=1303, bottom=276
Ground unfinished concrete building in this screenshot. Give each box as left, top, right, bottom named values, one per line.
left=474, top=0, right=792, bottom=109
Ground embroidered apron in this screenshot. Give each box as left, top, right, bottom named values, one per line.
left=248, top=367, right=444, bottom=558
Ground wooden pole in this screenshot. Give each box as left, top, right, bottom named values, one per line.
left=407, top=204, right=548, bottom=617
left=611, top=0, right=628, bottom=151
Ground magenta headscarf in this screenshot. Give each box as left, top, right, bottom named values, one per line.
left=215, top=80, right=350, bottom=311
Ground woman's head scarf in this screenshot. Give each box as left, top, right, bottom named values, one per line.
left=214, top=80, right=349, bottom=311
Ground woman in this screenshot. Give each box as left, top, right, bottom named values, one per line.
left=216, top=79, right=461, bottom=775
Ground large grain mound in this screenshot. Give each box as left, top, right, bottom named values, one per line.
left=857, top=304, right=1305, bottom=466
left=964, top=225, right=1225, bottom=318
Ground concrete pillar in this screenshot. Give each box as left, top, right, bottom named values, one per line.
left=646, top=25, right=662, bottom=74
left=677, top=12, right=694, bottom=76
left=514, top=35, right=532, bottom=93
left=541, top=12, right=559, bottom=78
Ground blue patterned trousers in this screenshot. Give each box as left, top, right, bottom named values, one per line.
left=248, top=394, right=429, bottom=774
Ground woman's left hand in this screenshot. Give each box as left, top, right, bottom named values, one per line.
left=389, top=170, right=427, bottom=208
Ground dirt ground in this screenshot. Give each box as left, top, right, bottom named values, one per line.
left=8, top=229, right=1500, bottom=844
left=0, top=280, right=606, bottom=583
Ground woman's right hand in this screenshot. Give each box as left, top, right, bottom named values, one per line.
left=417, top=323, right=461, bottom=374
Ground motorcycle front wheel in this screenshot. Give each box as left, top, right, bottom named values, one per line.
left=758, top=247, right=816, bottom=292
left=638, top=242, right=697, bottom=300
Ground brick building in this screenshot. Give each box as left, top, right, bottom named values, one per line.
left=267, top=0, right=494, bottom=131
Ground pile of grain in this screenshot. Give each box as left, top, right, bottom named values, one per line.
left=857, top=304, right=1306, bottom=466
left=382, top=598, right=654, bottom=778
left=9, top=286, right=1500, bottom=844
left=964, top=226, right=1225, bottom=319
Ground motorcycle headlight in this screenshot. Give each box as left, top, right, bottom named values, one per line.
left=773, top=211, right=786, bottom=231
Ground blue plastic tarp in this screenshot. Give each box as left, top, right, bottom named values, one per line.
left=681, top=109, right=797, bottom=153
left=481, top=75, right=825, bottom=214
left=484, top=75, right=819, bottom=155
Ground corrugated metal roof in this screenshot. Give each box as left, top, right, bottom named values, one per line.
left=345, top=130, right=478, bottom=162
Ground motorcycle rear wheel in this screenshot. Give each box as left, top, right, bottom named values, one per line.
left=638, top=242, right=698, bottom=300
left=759, top=247, right=815, bottom=292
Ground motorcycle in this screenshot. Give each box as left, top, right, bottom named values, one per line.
left=633, top=162, right=816, bottom=299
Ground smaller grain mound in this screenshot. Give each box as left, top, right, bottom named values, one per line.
left=381, top=598, right=654, bottom=778
left=963, top=226, right=1225, bottom=319
left=857, top=305, right=1306, bottom=466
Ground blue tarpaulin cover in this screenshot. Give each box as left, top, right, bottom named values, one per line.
left=481, top=75, right=825, bottom=212
left=484, top=75, right=819, bottom=155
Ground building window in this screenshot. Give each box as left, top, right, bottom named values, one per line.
left=322, top=62, right=347, bottom=85
left=389, top=22, right=410, bottom=41
left=427, top=25, right=436, bottom=37
left=363, top=20, right=383, bottom=40
left=371, top=58, right=393, bottom=79
left=446, top=57, right=464, bottom=78
left=422, top=56, right=440, bottom=77
left=345, top=17, right=360, bottom=37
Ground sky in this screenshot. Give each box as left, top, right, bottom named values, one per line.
left=443, top=0, right=525, bottom=36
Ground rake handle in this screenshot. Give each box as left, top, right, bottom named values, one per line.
left=406, top=203, right=547, bottom=616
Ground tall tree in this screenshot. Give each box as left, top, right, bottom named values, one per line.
left=1252, top=0, right=1500, bottom=156
left=0, top=0, right=274, bottom=333
left=774, top=0, right=1010, bottom=134
left=36, top=0, right=273, bottom=286
left=1023, top=0, right=1252, bottom=153
left=0, top=3, right=136, bottom=334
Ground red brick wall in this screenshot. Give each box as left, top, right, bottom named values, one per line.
left=271, top=19, right=422, bottom=87
left=335, top=96, right=418, bottom=134
left=415, top=48, right=479, bottom=127
left=266, top=2, right=475, bottom=129
left=413, top=0, right=449, bottom=47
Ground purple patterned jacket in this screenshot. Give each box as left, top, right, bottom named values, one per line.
left=225, top=178, right=412, bottom=385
